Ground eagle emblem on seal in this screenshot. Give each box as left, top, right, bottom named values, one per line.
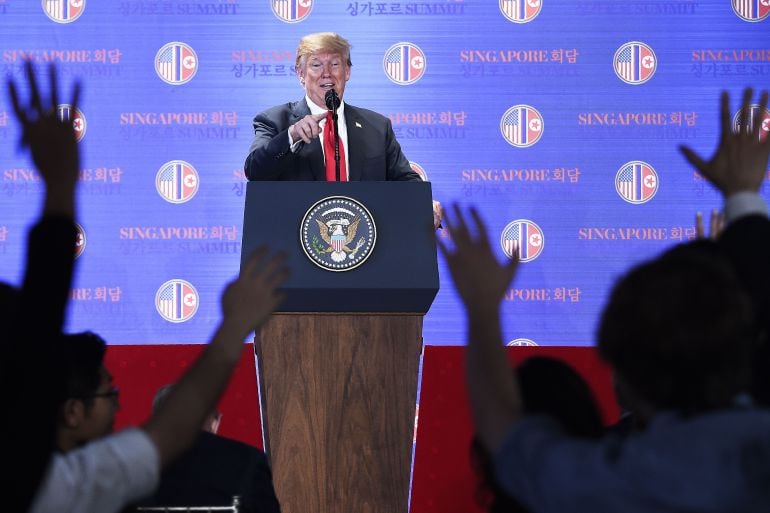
left=301, top=196, right=376, bottom=272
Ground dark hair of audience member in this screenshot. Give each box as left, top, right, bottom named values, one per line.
left=0, top=283, right=19, bottom=315
left=597, top=240, right=755, bottom=416
left=471, top=356, right=604, bottom=513
left=54, top=332, right=107, bottom=409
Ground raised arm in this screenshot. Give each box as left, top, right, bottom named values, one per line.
left=682, top=89, right=770, bottom=405
left=142, top=248, right=288, bottom=467
left=437, top=205, right=523, bottom=453
left=4, top=61, right=82, bottom=513
left=8, top=61, right=81, bottom=335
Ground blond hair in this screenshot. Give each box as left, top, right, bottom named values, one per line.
left=295, top=32, right=352, bottom=72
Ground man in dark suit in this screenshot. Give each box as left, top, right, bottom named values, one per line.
left=137, top=384, right=281, bottom=513
left=244, top=32, right=442, bottom=227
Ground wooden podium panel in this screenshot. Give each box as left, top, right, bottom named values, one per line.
left=255, top=313, right=423, bottom=513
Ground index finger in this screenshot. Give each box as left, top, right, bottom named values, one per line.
left=312, top=112, right=328, bottom=122
left=695, top=212, right=704, bottom=239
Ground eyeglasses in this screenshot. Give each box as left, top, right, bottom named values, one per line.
left=83, top=386, right=120, bottom=402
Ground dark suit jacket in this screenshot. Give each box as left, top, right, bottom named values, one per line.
left=244, top=98, right=421, bottom=182
left=719, top=214, right=770, bottom=405
left=138, top=431, right=280, bottom=513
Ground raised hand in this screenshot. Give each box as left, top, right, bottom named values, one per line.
left=680, top=89, right=770, bottom=197
left=220, top=247, right=289, bottom=338
left=695, top=210, right=724, bottom=240
left=432, top=199, right=444, bottom=230
left=8, top=62, right=81, bottom=187
left=436, top=205, right=519, bottom=315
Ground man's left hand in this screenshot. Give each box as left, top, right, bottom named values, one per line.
left=432, top=200, right=444, bottom=230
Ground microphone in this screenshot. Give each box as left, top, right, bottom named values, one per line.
left=324, top=89, right=342, bottom=181
left=325, top=88, right=340, bottom=111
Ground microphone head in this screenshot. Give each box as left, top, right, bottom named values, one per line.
left=325, top=88, right=340, bottom=110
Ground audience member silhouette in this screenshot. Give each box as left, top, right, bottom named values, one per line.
left=2, top=63, right=289, bottom=513
left=136, top=384, right=281, bottom=513
left=439, top=88, right=770, bottom=513
left=472, top=356, right=603, bottom=513
left=1, top=61, right=81, bottom=513
left=681, top=91, right=770, bottom=406
left=53, top=332, right=119, bottom=453
left=29, top=246, right=287, bottom=513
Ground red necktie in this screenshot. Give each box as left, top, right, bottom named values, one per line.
left=324, top=111, right=347, bottom=181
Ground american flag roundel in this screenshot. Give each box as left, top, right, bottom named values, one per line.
left=155, top=279, right=199, bottom=323
left=500, top=219, right=544, bottom=262
left=156, top=160, right=199, bottom=204
left=42, top=0, right=85, bottom=23
left=155, top=42, right=198, bottom=85
left=613, top=41, right=657, bottom=85
left=499, top=0, right=542, bottom=23
left=500, top=105, right=543, bottom=148
left=383, top=43, right=426, bottom=85
left=615, top=161, right=658, bottom=204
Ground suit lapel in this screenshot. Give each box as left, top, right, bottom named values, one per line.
left=345, top=105, right=365, bottom=182
left=291, top=99, right=325, bottom=181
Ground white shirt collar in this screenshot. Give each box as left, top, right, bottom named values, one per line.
left=305, top=95, right=346, bottom=118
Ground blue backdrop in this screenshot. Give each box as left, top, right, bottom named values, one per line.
left=1, top=0, right=768, bottom=346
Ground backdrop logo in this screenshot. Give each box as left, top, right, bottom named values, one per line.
left=613, top=42, right=656, bottom=85
left=500, top=219, right=544, bottom=262
left=500, top=105, right=543, bottom=147
left=271, top=0, right=312, bottom=22
left=732, top=0, right=770, bottom=21
left=383, top=43, right=426, bottom=85
left=43, top=0, right=85, bottom=23
left=499, top=0, right=541, bottom=23
left=57, top=104, right=86, bottom=142
left=409, top=161, right=428, bottom=181
left=74, top=222, right=86, bottom=259
left=155, top=42, right=198, bottom=85
left=156, top=160, right=199, bottom=204
left=301, top=196, right=377, bottom=272
left=155, top=279, right=198, bottom=323
left=733, top=104, right=770, bottom=142
left=507, top=338, right=538, bottom=346
left=615, top=161, right=658, bottom=204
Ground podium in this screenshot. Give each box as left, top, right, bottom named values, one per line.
left=241, top=181, right=439, bottom=513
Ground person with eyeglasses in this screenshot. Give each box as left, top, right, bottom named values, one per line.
left=53, top=332, right=119, bottom=453
left=29, top=247, right=288, bottom=513
left=7, top=63, right=290, bottom=513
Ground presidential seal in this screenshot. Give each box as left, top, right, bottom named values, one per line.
left=301, top=196, right=376, bottom=272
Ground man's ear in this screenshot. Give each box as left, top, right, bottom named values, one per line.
left=61, top=398, right=85, bottom=428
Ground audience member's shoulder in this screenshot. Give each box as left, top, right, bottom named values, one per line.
left=723, top=214, right=770, bottom=238
left=199, top=432, right=268, bottom=460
